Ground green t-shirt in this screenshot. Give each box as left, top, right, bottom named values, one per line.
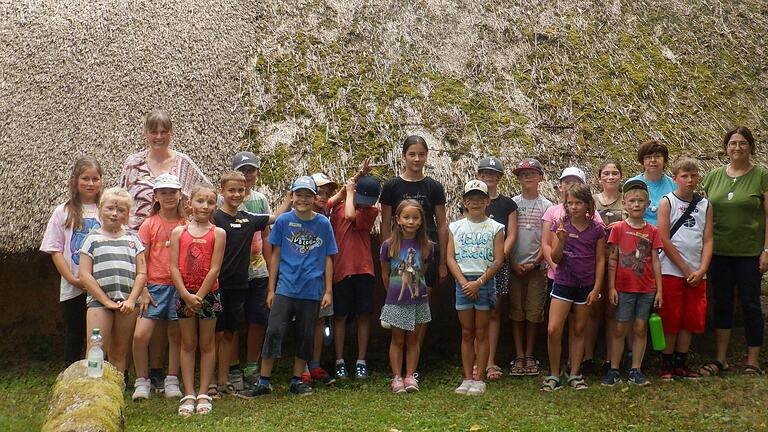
left=702, top=165, right=768, bottom=256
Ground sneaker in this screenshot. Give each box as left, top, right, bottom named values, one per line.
left=404, top=374, right=419, bottom=392
left=235, top=383, right=272, bottom=398
left=467, top=380, right=487, bottom=396
left=355, top=363, right=369, bottom=380
left=628, top=368, right=650, bottom=386
left=132, top=377, right=151, bottom=401
left=163, top=375, right=183, bottom=398
left=289, top=381, right=313, bottom=395
left=335, top=362, right=348, bottom=379
left=310, top=367, right=336, bottom=385
left=228, top=369, right=244, bottom=392
left=581, top=358, right=595, bottom=376
left=391, top=377, right=406, bottom=394
left=148, top=372, right=164, bottom=393
left=673, top=367, right=702, bottom=380
left=455, top=379, right=473, bottom=394
left=244, top=372, right=259, bottom=388
left=301, top=370, right=311, bottom=385
left=601, top=368, right=622, bottom=386
left=660, top=368, right=674, bottom=381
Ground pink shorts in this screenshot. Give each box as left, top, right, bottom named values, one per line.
left=658, top=275, right=706, bottom=334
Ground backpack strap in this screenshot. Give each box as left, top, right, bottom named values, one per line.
left=669, top=193, right=703, bottom=238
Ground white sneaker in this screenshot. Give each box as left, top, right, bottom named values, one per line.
left=467, top=380, right=487, bottom=395
left=454, top=379, right=473, bottom=394
left=164, top=375, right=183, bottom=398
left=132, top=377, right=151, bottom=401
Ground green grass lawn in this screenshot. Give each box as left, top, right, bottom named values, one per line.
left=2, top=355, right=768, bottom=432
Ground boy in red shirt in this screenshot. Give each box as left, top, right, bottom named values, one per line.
left=602, top=179, right=663, bottom=386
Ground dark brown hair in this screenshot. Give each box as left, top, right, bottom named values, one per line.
left=402, top=135, right=429, bottom=155
left=388, top=199, right=431, bottom=266
left=65, top=157, right=103, bottom=230
left=636, top=140, right=669, bottom=166
left=597, top=158, right=623, bottom=178
left=564, top=184, right=596, bottom=220
left=722, top=126, right=756, bottom=155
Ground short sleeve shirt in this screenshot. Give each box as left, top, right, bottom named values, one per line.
left=380, top=238, right=432, bottom=305
left=331, top=201, right=379, bottom=283
left=511, top=195, right=553, bottom=265
left=79, top=231, right=145, bottom=305
left=487, top=194, right=517, bottom=237
left=449, top=217, right=504, bottom=275
left=627, top=174, right=677, bottom=226
left=138, top=214, right=187, bottom=285
left=542, top=204, right=604, bottom=279
left=269, top=211, right=338, bottom=301
left=607, top=221, right=663, bottom=293
left=702, top=165, right=768, bottom=256
left=40, top=203, right=101, bottom=301
left=594, top=193, right=625, bottom=227
left=551, top=220, right=606, bottom=287
left=213, top=209, right=270, bottom=289
left=380, top=176, right=446, bottom=241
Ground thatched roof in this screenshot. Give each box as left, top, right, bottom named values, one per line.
left=2, top=0, right=767, bottom=254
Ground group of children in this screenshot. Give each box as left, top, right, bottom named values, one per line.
left=42, top=136, right=719, bottom=414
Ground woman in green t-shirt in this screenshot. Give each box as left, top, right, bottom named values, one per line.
left=700, top=126, right=768, bottom=376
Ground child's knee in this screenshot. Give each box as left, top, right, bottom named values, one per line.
left=547, top=323, right=563, bottom=339
left=633, top=320, right=648, bottom=336
left=615, top=322, right=629, bottom=337
left=461, top=327, right=475, bottom=341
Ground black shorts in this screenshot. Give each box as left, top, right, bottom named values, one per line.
left=261, top=294, right=319, bottom=360
left=333, top=274, right=374, bottom=316
left=216, top=278, right=270, bottom=331
left=246, top=277, right=270, bottom=326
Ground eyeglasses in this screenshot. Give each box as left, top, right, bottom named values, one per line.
left=727, top=141, right=749, bottom=148
left=643, top=154, right=664, bottom=161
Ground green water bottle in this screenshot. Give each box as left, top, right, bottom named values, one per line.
left=649, top=313, right=666, bottom=351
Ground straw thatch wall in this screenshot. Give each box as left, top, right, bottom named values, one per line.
left=2, top=0, right=767, bottom=256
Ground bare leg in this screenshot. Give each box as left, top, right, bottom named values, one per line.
left=217, top=331, right=235, bottom=386
left=110, top=309, right=139, bottom=375
left=714, top=328, right=731, bottom=365
left=132, top=317, right=157, bottom=378
left=404, top=327, right=421, bottom=377
left=259, top=357, right=275, bottom=378
left=177, top=318, right=198, bottom=396
left=312, top=318, right=324, bottom=366
left=583, top=299, right=602, bottom=361
left=630, top=320, right=648, bottom=369
left=148, top=320, right=168, bottom=372
left=512, top=320, right=525, bottom=359
left=389, top=329, right=405, bottom=377
left=611, top=321, right=628, bottom=369
left=546, top=299, right=572, bottom=377
left=87, top=308, right=114, bottom=360
left=474, top=310, right=491, bottom=379
left=167, top=321, right=181, bottom=376
left=487, top=298, right=502, bottom=367
left=746, top=346, right=761, bottom=368
left=458, top=309, right=476, bottom=380
left=357, top=315, right=370, bottom=362
left=334, top=316, right=347, bottom=361
left=198, top=319, right=217, bottom=394
left=525, top=321, right=537, bottom=356
left=569, top=305, right=590, bottom=376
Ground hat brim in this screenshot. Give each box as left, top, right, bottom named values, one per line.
left=512, top=167, right=543, bottom=175
left=354, top=193, right=378, bottom=206
left=463, top=189, right=489, bottom=197
left=153, top=184, right=182, bottom=191
left=314, top=180, right=338, bottom=189
left=233, top=162, right=260, bottom=170
left=478, top=167, right=504, bottom=174
left=291, top=186, right=317, bottom=194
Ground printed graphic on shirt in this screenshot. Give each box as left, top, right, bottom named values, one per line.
left=620, top=231, right=651, bottom=276
left=185, top=240, right=210, bottom=290
left=70, top=218, right=100, bottom=265
left=288, top=228, right=324, bottom=255
left=392, top=247, right=428, bottom=302
left=454, top=231, right=495, bottom=261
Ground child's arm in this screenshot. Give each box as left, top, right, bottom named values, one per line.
left=446, top=232, right=466, bottom=284
left=657, top=197, right=692, bottom=278
left=79, top=254, right=119, bottom=310
left=435, top=205, right=449, bottom=282
left=482, top=229, right=505, bottom=283
left=503, top=210, right=517, bottom=260
left=541, top=220, right=557, bottom=271
left=689, top=203, right=714, bottom=286
left=343, top=180, right=356, bottom=222
left=322, top=256, right=333, bottom=309
left=196, top=228, right=226, bottom=299
left=120, top=251, right=147, bottom=314
left=272, top=192, right=293, bottom=221
left=170, top=227, right=194, bottom=306
left=266, top=245, right=281, bottom=309
left=551, top=219, right=566, bottom=264
left=608, top=244, right=618, bottom=305
left=262, top=228, right=273, bottom=275
left=587, top=237, right=606, bottom=305
left=380, top=260, right=390, bottom=291
left=652, top=248, right=663, bottom=308
left=380, top=205, right=393, bottom=243
left=50, top=253, right=83, bottom=289
left=327, top=180, right=349, bottom=209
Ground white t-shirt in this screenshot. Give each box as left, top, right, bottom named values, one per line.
left=659, top=192, right=709, bottom=277
left=40, top=203, right=101, bottom=302
left=449, top=217, right=504, bottom=276
left=511, top=195, right=554, bottom=265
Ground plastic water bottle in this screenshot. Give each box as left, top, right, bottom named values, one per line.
left=649, top=313, right=666, bottom=351
left=87, top=328, right=104, bottom=378
left=323, top=317, right=333, bottom=346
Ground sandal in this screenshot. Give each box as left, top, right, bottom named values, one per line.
left=510, top=358, right=526, bottom=377
left=540, top=375, right=561, bottom=392
left=524, top=356, right=541, bottom=376
left=178, top=395, right=196, bottom=417
left=567, top=375, right=588, bottom=390
left=743, top=365, right=765, bottom=375
left=195, top=394, right=213, bottom=414
left=207, top=384, right=221, bottom=400
left=485, top=365, right=503, bottom=381
left=698, top=360, right=727, bottom=377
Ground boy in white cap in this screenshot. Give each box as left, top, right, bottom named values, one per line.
left=448, top=180, right=505, bottom=395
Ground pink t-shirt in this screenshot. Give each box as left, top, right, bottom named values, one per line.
left=138, top=214, right=188, bottom=285
left=330, top=200, right=379, bottom=283
left=542, top=204, right=604, bottom=279
left=40, top=203, right=101, bottom=302
left=607, top=221, right=663, bottom=293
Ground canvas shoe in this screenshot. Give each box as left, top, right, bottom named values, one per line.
left=335, top=362, right=348, bottom=380
left=310, top=367, right=336, bottom=385
left=355, top=363, right=369, bottom=380
left=404, top=374, right=419, bottom=392
left=454, top=379, right=473, bottom=395
left=467, top=380, right=487, bottom=396
left=132, top=377, right=151, bottom=401
left=391, top=377, right=406, bottom=394
left=163, top=375, right=183, bottom=398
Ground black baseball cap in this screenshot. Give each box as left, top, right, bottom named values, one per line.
left=622, top=179, right=649, bottom=193
left=354, top=175, right=381, bottom=206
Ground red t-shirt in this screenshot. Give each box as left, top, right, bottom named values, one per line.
left=138, top=214, right=187, bottom=285
left=330, top=200, right=379, bottom=283
left=607, top=221, right=663, bottom=293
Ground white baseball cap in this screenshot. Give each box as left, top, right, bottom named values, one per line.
left=153, top=173, right=182, bottom=190
left=463, top=179, right=489, bottom=196
left=559, top=167, right=586, bottom=183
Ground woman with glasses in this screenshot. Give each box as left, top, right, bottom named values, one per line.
left=626, top=140, right=677, bottom=226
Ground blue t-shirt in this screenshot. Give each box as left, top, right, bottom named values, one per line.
left=627, top=173, right=676, bottom=226
left=269, top=210, right=338, bottom=301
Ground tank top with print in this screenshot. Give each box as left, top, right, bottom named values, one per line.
left=659, top=192, right=709, bottom=277
left=178, top=225, right=218, bottom=293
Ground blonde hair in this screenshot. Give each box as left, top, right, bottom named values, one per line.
left=190, top=183, right=217, bottom=200
left=388, top=199, right=431, bottom=265
left=219, top=170, right=246, bottom=188
left=670, top=157, right=700, bottom=176
left=144, top=109, right=173, bottom=132
left=623, top=188, right=649, bottom=200
left=99, top=187, right=133, bottom=211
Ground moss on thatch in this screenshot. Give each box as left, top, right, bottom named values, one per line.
left=2, top=0, right=766, bottom=253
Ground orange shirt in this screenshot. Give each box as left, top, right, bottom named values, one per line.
left=138, top=214, right=187, bottom=285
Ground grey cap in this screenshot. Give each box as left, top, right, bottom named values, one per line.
left=478, top=156, right=504, bottom=174
left=231, top=151, right=261, bottom=170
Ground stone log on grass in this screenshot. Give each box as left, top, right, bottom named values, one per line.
left=42, top=360, right=125, bottom=432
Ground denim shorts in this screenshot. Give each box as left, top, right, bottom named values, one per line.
left=455, top=275, right=495, bottom=311
left=615, top=291, right=656, bottom=322
left=142, top=284, right=178, bottom=321
left=550, top=283, right=592, bottom=305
